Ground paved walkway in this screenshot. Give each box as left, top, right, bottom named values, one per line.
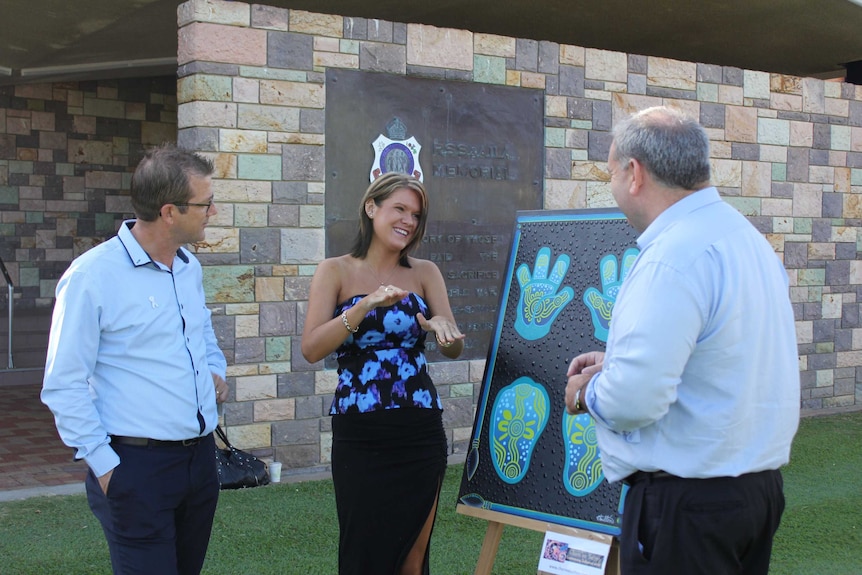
left=0, top=382, right=87, bottom=500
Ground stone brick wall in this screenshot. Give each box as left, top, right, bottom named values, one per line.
left=175, top=0, right=862, bottom=472
left=3, top=0, right=860, bottom=475
left=0, top=77, right=178, bottom=308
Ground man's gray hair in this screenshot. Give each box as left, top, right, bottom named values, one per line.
left=612, top=106, right=711, bottom=191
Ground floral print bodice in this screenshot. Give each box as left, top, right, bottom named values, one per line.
left=330, top=293, right=442, bottom=414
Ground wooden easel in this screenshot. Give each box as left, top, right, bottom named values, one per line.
left=457, top=504, right=620, bottom=575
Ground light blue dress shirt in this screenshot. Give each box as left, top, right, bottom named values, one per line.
left=42, top=221, right=226, bottom=477
left=584, top=187, right=800, bottom=482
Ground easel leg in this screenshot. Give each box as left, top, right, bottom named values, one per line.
left=608, top=538, right=621, bottom=575
left=473, top=520, right=504, bottom=575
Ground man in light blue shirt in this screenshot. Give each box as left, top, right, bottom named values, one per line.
left=42, top=144, right=229, bottom=575
left=565, top=107, right=799, bottom=575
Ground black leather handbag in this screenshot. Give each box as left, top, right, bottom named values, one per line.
left=214, top=425, right=271, bottom=489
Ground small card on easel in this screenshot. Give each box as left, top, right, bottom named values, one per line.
left=537, top=530, right=611, bottom=575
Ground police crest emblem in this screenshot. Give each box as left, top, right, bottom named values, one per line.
left=370, top=117, right=423, bottom=182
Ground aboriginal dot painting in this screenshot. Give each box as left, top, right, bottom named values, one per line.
left=458, top=209, right=639, bottom=536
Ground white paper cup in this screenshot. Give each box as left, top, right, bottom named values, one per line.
left=269, top=461, right=282, bottom=483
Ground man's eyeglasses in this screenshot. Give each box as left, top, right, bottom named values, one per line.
left=174, top=200, right=214, bottom=209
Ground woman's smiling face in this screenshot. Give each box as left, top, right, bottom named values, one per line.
left=371, top=187, right=422, bottom=248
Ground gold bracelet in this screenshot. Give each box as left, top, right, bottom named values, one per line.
left=341, top=310, right=359, bottom=333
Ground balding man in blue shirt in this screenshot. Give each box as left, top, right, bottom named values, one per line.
left=42, top=144, right=229, bottom=575
left=565, top=107, right=800, bottom=575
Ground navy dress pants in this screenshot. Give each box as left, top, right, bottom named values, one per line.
left=85, top=433, right=219, bottom=575
left=619, top=469, right=785, bottom=575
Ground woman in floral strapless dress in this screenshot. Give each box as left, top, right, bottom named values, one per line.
left=301, top=172, right=464, bottom=575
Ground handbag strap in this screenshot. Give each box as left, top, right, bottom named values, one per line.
left=215, top=424, right=233, bottom=448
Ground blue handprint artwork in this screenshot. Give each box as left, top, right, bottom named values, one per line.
left=490, top=376, right=550, bottom=484
left=582, top=248, right=640, bottom=342
left=562, top=411, right=603, bottom=497
left=514, top=247, right=575, bottom=341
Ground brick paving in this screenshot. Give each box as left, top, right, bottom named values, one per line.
left=0, top=382, right=87, bottom=491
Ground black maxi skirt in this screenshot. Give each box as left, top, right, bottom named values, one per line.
left=331, top=408, right=448, bottom=575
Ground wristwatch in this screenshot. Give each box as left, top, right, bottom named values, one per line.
left=574, top=386, right=586, bottom=412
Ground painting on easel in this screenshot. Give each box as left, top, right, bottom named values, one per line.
left=457, top=208, right=639, bottom=536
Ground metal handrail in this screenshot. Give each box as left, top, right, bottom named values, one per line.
left=0, top=256, right=13, bottom=369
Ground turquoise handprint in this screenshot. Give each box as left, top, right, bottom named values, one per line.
left=490, top=377, right=550, bottom=484
left=514, top=247, right=575, bottom=341
left=562, top=410, right=603, bottom=497
left=582, top=248, right=640, bottom=342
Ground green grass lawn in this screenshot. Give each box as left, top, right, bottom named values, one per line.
left=0, top=411, right=859, bottom=574
left=768, top=411, right=862, bottom=575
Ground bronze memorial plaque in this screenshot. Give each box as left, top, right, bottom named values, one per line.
left=325, top=69, right=544, bottom=361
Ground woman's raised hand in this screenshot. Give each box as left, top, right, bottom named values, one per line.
left=416, top=313, right=465, bottom=348
left=369, top=284, right=409, bottom=309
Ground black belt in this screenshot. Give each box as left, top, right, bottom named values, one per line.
left=623, top=470, right=679, bottom=485
left=110, top=435, right=203, bottom=448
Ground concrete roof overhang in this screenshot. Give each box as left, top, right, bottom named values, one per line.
left=1, top=0, right=861, bottom=86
